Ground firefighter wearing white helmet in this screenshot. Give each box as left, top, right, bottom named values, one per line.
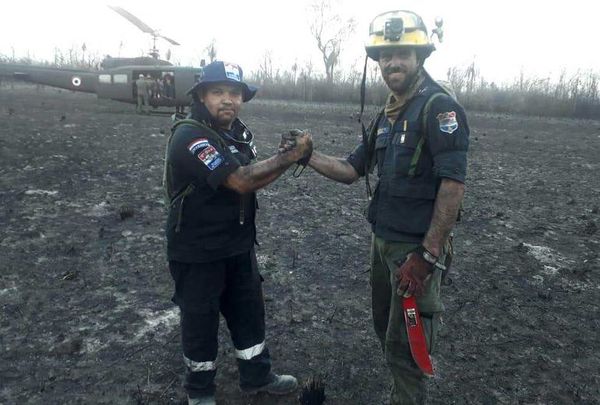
left=294, top=9, right=470, bottom=404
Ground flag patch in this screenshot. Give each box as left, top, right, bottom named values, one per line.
left=377, top=127, right=387, bottom=135
left=436, top=111, right=458, bottom=134
left=188, top=138, right=210, bottom=155
left=224, top=63, right=241, bottom=81
left=197, top=145, right=223, bottom=170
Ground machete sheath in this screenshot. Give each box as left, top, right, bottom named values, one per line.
left=403, top=295, right=434, bottom=377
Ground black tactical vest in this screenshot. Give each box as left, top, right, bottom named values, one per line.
left=366, top=81, right=446, bottom=242
left=165, top=118, right=257, bottom=263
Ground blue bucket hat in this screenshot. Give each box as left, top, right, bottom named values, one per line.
left=187, top=61, right=258, bottom=102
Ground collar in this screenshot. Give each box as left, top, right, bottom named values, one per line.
left=384, top=69, right=426, bottom=124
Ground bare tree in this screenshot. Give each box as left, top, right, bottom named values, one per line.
left=291, top=60, right=299, bottom=86
left=205, top=39, right=217, bottom=63
left=54, top=48, right=65, bottom=67
left=465, top=59, right=479, bottom=96
left=300, top=60, right=315, bottom=101
left=368, top=64, right=380, bottom=86
left=308, top=0, right=356, bottom=83
left=258, top=50, right=274, bottom=85
left=447, top=67, right=466, bottom=96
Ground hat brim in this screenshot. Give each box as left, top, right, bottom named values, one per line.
left=366, top=44, right=435, bottom=61
left=187, top=80, right=258, bottom=102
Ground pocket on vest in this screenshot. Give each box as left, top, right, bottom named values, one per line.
left=387, top=181, right=437, bottom=200
left=374, top=135, right=388, bottom=172
left=376, top=181, right=436, bottom=235
left=390, top=132, right=419, bottom=176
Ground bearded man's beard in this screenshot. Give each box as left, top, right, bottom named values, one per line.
left=383, top=66, right=419, bottom=95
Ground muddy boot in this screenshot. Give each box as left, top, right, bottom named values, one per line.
left=242, top=373, right=298, bottom=395
left=187, top=395, right=216, bottom=405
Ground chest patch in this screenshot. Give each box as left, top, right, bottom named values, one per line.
left=229, top=145, right=239, bottom=154
left=436, top=111, right=458, bottom=134
left=197, top=145, right=223, bottom=170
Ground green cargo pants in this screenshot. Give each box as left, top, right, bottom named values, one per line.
left=370, top=235, right=444, bottom=405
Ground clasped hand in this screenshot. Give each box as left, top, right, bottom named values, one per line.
left=278, top=129, right=313, bottom=162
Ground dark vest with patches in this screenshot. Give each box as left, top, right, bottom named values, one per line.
left=367, top=78, right=445, bottom=242
left=165, top=107, right=257, bottom=263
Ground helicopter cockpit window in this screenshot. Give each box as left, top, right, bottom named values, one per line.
left=113, top=74, right=128, bottom=84
left=99, top=74, right=111, bottom=84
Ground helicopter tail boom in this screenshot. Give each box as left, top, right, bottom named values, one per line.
left=0, top=64, right=97, bottom=94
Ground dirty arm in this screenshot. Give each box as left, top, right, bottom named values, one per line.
left=308, top=151, right=360, bottom=185
left=422, top=178, right=465, bottom=257
left=223, top=154, right=296, bottom=194
left=224, top=134, right=312, bottom=194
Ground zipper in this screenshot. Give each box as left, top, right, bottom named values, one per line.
left=239, top=195, right=245, bottom=225
left=172, top=183, right=195, bottom=233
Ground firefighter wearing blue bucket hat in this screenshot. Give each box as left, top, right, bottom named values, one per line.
left=165, top=61, right=312, bottom=404
left=187, top=60, right=258, bottom=102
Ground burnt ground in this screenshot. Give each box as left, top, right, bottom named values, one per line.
left=1, top=84, right=599, bottom=405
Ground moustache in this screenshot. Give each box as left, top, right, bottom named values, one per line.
left=384, top=67, right=407, bottom=75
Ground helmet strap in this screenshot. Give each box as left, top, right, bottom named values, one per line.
left=358, top=54, right=372, bottom=198
left=359, top=54, right=369, bottom=124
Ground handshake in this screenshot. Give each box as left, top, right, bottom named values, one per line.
left=278, top=129, right=313, bottom=170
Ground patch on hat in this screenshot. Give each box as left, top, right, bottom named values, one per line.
left=197, top=145, right=223, bottom=170
left=436, top=111, right=458, bottom=134
left=224, top=63, right=241, bottom=82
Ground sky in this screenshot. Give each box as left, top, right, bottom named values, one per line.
left=1, top=0, right=598, bottom=85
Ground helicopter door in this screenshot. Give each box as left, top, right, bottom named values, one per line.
left=161, top=72, right=176, bottom=99
left=96, top=72, right=132, bottom=102
left=153, top=72, right=177, bottom=106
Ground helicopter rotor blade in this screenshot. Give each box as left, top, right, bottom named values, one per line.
left=108, top=5, right=155, bottom=34
left=158, top=35, right=180, bottom=46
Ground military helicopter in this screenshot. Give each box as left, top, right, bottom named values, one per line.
left=0, top=6, right=203, bottom=113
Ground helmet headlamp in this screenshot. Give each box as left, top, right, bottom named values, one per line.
left=384, top=18, right=404, bottom=42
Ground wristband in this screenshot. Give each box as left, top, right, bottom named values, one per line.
left=415, top=245, right=437, bottom=264
left=415, top=245, right=447, bottom=272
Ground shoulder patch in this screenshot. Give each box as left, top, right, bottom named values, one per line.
left=197, top=145, right=224, bottom=170
left=436, top=111, right=458, bottom=134
left=188, top=138, right=210, bottom=154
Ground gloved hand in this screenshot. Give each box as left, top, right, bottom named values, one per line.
left=395, top=250, right=434, bottom=297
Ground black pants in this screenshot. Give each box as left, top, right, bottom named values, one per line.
left=169, top=249, right=272, bottom=397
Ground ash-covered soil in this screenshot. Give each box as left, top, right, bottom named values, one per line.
left=1, top=84, right=599, bottom=404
